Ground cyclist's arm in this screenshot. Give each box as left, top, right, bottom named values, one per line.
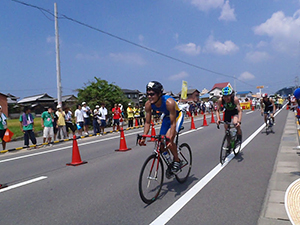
left=166, top=98, right=177, bottom=143
left=271, top=99, right=276, bottom=112
left=215, top=98, right=222, bottom=124
left=143, top=101, right=152, bottom=135
left=234, top=97, right=242, bottom=125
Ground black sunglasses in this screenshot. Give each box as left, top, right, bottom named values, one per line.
left=147, top=92, right=156, bottom=96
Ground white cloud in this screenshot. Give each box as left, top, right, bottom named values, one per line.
left=138, top=35, right=144, bottom=45
left=190, top=0, right=224, bottom=11
left=174, top=33, right=179, bottom=43
left=239, top=71, right=255, bottom=81
left=245, top=51, right=270, bottom=63
left=256, top=41, right=268, bottom=48
left=219, top=0, right=236, bottom=21
left=253, top=10, right=300, bottom=54
left=76, top=52, right=101, bottom=61
left=203, top=35, right=239, bottom=55
left=109, top=52, right=146, bottom=65
left=169, top=71, right=189, bottom=81
left=175, top=43, right=201, bottom=56
left=47, top=36, right=55, bottom=44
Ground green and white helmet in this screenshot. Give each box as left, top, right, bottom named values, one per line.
left=222, top=86, right=233, bottom=96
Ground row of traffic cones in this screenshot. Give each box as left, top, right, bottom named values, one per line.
left=66, top=121, right=159, bottom=166
left=190, top=111, right=224, bottom=129
left=66, top=112, right=226, bottom=166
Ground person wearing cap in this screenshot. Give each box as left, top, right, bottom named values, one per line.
left=126, top=103, right=134, bottom=127
left=75, top=104, right=84, bottom=136
left=99, top=103, right=108, bottom=135
left=82, top=102, right=91, bottom=135
left=64, top=107, right=75, bottom=138
left=56, top=105, right=67, bottom=140
left=93, top=105, right=101, bottom=135
left=41, top=106, right=54, bottom=145
left=112, top=103, right=122, bottom=131
left=19, top=106, right=37, bottom=149
left=0, top=105, right=8, bottom=150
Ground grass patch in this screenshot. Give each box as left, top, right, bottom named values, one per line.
left=6, top=118, right=43, bottom=140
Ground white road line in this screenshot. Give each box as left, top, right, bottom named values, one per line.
left=150, top=107, right=284, bottom=225
left=0, top=176, right=47, bottom=193
left=246, top=111, right=254, bottom=114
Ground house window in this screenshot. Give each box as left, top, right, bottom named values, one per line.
left=127, top=94, right=131, bottom=99
left=133, top=94, right=138, bottom=99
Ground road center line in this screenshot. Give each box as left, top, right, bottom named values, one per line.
left=0, top=176, right=47, bottom=193
left=150, top=108, right=283, bottom=225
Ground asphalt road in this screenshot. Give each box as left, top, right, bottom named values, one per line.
left=0, top=108, right=288, bottom=225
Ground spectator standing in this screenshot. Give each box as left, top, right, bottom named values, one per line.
left=112, top=103, right=122, bottom=131
left=0, top=105, right=7, bottom=150
left=99, top=103, right=108, bottom=135
left=41, top=106, right=54, bottom=144
left=19, top=106, right=37, bottom=149
left=75, top=104, right=84, bottom=136
left=134, top=104, right=141, bottom=125
left=140, top=105, right=146, bottom=125
left=127, top=103, right=134, bottom=127
left=82, top=102, right=91, bottom=135
left=64, top=107, right=75, bottom=138
left=93, top=105, right=101, bottom=135
left=56, top=105, right=67, bottom=140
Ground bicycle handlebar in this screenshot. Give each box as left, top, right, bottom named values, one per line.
left=136, top=134, right=168, bottom=146
left=216, top=121, right=238, bottom=129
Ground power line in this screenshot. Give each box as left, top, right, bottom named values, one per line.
left=11, top=0, right=256, bottom=89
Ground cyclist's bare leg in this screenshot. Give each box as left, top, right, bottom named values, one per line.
left=224, top=123, right=230, bottom=146
left=271, top=113, right=275, bottom=123
left=166, top=129, right=179, bottom=162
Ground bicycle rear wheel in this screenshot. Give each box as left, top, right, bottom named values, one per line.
left=175, top=143, right=192, bottom=183
left=220, top=135, right=230, bottom=164
left=138, top=154, right=164, bottom=204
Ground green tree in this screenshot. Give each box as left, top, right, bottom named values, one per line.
left=76, top=77, right=129, bottom=115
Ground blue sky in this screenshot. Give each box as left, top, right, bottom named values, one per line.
left=2, top=0, right=300, bottom=100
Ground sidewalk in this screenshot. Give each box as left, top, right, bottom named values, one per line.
left=258, top=110, right=300, bottom=224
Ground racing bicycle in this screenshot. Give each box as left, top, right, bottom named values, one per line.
left=136, top=126, right=192, bottom=204
left=265, top=111, right=274, bottom=134
left=217, top=121, right=242, bottom=164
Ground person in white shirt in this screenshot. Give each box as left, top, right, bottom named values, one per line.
left=81, top=102, right=91, bottom=135
left=99, top=103, right=108, bottom=135
left=75, top=104, right=84, bottom=136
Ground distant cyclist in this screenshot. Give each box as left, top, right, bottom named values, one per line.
left=260, top=93, right=276, bottom=126
left=139, top=81, right=184, bottom=173
left=216, top=87, right=242, bottom=151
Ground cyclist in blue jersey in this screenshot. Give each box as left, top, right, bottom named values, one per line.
left=216, top=87, right=242, bottom=149
left=139, top=81, right=184, bottom=173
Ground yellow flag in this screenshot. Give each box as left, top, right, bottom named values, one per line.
left=181, top=80, right=188, bottom=99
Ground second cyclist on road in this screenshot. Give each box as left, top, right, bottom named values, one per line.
left=216, top=87, right=242, bottom=153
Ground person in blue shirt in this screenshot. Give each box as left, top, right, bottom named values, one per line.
left=139, top=81, right=184, bottom=173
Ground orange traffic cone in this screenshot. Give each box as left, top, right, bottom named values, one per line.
left=115, top=128, right=131, bottom=151
left=252, top=106, right=255, bottom=111
left=203, top=114, right=208, bottom=126
left=211, top=111, right=216, bottom=123
left=67, top=135, right=87, bottom=166
left=148, top=121, right=156, bottom=142
left=287, top=105, right=289, bottom=110
left=191, top=116, right=196, bottom=129
left=135, top=118, right=139, bottom=127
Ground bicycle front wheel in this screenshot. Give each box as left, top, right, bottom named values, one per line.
left=175, top=143, right=192, bottom=183
left=220, top=135, right=230, bottom=164
left=138, top=154, right=164, bottom=204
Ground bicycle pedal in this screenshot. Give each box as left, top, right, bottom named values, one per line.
left=166, top=169, right=174, bottom=179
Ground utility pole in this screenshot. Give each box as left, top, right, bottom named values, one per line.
left=54, top=3, right=62, bottom=106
